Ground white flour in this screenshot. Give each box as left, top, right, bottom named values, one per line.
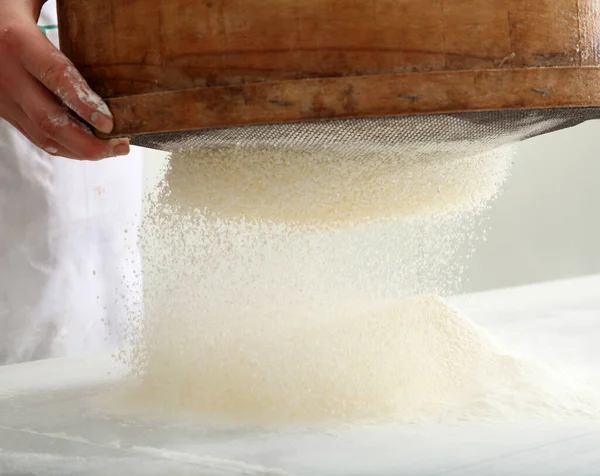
left=165, top=146, right=511, bottom=227
left=119, top=144, right=600, bottom=425
left=127, top=295, right=600, bottom=424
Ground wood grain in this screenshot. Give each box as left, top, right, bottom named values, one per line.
left=579, top=0, right=600, bottom=66
left=99, top=67, right=600, bottom=138
left=56, top=0, right=600, bottom=136
left=507, top=0, right=580, bottom=67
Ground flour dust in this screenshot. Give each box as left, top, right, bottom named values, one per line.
left=112, top=144, right=600, bottom=425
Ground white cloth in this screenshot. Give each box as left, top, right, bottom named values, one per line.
left=0, top=1, right=143, bottom=364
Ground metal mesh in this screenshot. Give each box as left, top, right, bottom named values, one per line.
left=132, top=108, right=600, bottom=156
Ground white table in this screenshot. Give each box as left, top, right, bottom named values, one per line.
left=1, top=275, right=600, bottom=475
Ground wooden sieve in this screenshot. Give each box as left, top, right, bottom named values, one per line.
left=56, top=0, right=600, bottom=149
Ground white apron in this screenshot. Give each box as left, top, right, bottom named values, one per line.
left=0, top=1, right=143, bottom=364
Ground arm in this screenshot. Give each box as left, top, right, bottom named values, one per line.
left=0, top=0, right=129, bottom=160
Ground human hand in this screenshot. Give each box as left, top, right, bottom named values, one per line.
left=0, top=0, right=130, bottom=160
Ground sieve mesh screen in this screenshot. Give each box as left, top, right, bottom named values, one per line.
left=132, top=108, right=600, bottom=156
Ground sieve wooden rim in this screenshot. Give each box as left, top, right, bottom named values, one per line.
left=95, top=67, right=600, bottom=139
left=56, top=0, right=600, bottom=138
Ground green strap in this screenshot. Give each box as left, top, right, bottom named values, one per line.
left=39, top=24, right=59, bottom=34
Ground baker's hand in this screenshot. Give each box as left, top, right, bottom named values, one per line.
left=0, top=0, right=130, bottom=160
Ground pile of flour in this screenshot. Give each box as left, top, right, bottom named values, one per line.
left=119, top=144, right=600, bottom=425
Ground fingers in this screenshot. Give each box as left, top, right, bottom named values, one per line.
left=0, top=17, right=128, bottom=159
left=2, top=94, right=126, bottom=160
left=9, top=54, right=130, bottom=160
left=20, top=27, right=114, bottom=134
left=1, top=97, right=69, bottom=157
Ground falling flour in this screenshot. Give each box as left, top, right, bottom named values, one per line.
left=118, top=143, right=600, bottom=425
left=164, top=145, right=512, bottom=227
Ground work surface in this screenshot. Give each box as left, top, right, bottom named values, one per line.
left=1, top=275, right=600, bottom=476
